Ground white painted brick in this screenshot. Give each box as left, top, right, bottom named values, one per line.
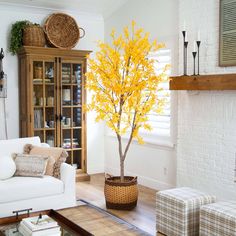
left=177, top=0, right=236, bottom=199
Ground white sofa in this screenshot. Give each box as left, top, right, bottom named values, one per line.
left=0, top=136, right=76, bottom=218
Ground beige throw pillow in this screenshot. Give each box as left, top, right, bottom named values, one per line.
left=45, top=156, right=56, bottom=176
left=13, top=154, right=49, bottom=178
left=24, top=144, right=68, bottom=178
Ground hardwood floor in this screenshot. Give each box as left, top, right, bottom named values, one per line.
left=76, top=173, right=157, bottom=235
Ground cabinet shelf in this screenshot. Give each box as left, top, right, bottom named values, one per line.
left=62, top=126, right=82, bottom=130
left=62, top=105, right=82, bottom=108
left=169, top=74, right=236, bottom=90
left=34, top=128, right=55, bottom=131
left=62, top=83, right=81, bottom=86
left=63, top=148, right=82, bottom=151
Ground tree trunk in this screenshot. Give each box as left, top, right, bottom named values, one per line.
left=120, top=157, right=124, bottom=182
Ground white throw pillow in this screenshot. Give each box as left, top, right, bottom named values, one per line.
left=0, top=156, right=16, bottom=180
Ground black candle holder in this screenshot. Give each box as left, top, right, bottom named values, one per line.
left=196, top=40, right=201, bottom=75
left=182, top=31, right=188, bottom=75
left=184, top=41, right=188, bottom=75
left=192, top=51, right=197, bottom=75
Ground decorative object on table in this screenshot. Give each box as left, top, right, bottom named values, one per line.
left=19, top=214, right=61, bottom=236
left=86, top=21, right=168, bottom=210
left=9, top=21, right=45, bottom=55
left=44, top=13, right=85, bottom=49
left=219, top=0, right=236, bottom=66
left=192, top=43, right=197, bottom=75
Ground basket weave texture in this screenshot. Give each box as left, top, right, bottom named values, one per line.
left=23, top=25, right=46, bottom=47
left=44, top=13, right=84, bottom=49
left=104, top=176, right=138, bottom=210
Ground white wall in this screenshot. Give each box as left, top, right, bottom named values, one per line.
left=104, top=0, right=179, bottom=190
left=0, top=3, right=105, bottom=174
left=177, top=0, right=236, bottom=200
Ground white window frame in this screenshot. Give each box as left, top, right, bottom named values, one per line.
left=105, top=49, right=175, bottom=149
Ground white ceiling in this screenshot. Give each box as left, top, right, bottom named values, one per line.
left=0, top=0, right=128, bottom=18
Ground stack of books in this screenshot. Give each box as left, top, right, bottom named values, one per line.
left=19, top=215, right=61, bottom=236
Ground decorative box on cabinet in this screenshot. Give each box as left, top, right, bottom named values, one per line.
left=18, top=46, right=91, bottom=181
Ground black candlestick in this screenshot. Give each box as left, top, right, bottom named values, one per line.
left=192, top=51, right=197, bottom=75
left=196, top=41, right=201, bottom=75
left=184, top=41, right=188, bottom=75
left=0, top=48, right=5, bottom=92
left=182, top=31, right=187, bottom=75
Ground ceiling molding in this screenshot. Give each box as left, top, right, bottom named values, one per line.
left=0, top=2, right=104, bottom=21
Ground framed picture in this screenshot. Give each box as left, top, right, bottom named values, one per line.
left=219, top=0, right=236, bottom=66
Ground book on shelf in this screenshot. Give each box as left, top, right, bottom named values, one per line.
left=34, top=109, right=43, bottom=129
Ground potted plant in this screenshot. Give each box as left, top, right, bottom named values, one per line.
left=9, top=20, right=45, bottom=55
left=86, top=22, right=168, bottom=210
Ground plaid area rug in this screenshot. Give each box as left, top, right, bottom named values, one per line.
left=57, top=199, right=152, bottom=236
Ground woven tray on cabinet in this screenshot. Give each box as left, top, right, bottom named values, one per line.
left=44, top=13, right=85, bottom=49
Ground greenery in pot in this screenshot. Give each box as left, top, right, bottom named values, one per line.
left=86, top=21, right=169, bottom=182
left=9, top=20, right=39, bottom=55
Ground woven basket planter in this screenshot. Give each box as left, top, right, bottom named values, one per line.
left=44, top=13, right=85, bottom=49
left=23, top=25, right=46, bottom=47
left=104, top=176, right=138, bottom=210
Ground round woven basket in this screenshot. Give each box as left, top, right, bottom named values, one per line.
left=23, top=25, right=46, bottom=47
left=104, top=176, right=138, bottom=210
left=44, top=13, right=85, bottom=49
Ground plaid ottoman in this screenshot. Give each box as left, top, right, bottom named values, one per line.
left=200, top=201, right=236, bottom=236
left=156, top=187, right=216, bottom=236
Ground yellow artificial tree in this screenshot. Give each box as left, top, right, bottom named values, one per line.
left=86, top=22, right=169, bottom=182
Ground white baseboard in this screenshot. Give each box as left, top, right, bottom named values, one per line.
left=105, top=167, right=175, bottom=190
left=88, top=164, right=105, bottom=175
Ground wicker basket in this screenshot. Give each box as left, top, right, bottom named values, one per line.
left=104, top=176, right=138, bottom=210
left=44, top=13, right=85, bottom=49
left=23, top=25, right=46, bottom=47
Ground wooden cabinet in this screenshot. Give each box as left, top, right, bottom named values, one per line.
left=18, top=46, right=91, bottom=181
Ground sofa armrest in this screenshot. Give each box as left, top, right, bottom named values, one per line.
left=60, top=163, right=76, bottom=196
left=41, top=143, right=50, bottom=148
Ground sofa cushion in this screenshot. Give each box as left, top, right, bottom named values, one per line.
left=0, top=156, right=16, bottom=180
left=13, top=154, right=49, bottom=178
left=24, top=145, right=67, bottom=178
left=0, top=137, right=41, bottom=157
left=0, top=176, right=64, bottom=203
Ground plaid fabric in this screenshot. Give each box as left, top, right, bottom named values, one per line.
left=156, top=187, right=216, bottom=236
left=200, top=201, right=236, bottom=236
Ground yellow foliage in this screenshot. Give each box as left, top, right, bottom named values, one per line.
left=86, top=22, right=169, bottom=144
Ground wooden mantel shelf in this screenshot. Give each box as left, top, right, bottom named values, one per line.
left=169, top=74, right=236, bottom=90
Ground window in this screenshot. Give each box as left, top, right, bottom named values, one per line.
left=139, top=49, right=171, bottom=144
left=106, top=49, right=172, bottom=147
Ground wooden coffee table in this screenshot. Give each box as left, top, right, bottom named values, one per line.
left=0, top=209, right=92, bottom=236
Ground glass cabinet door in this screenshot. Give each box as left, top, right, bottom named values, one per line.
left=32, top=60, right=56, bottom=147
left=61, top=62, right=83, bottom=170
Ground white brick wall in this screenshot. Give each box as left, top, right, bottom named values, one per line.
left=177, top=0, right=236, bottom=200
